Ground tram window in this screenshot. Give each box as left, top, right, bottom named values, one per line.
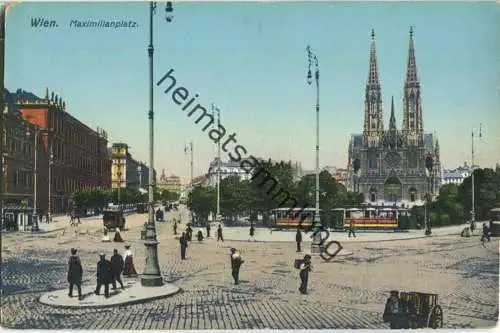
left=364, top=211, right=370, bottom=218
left=346, top=211, right=351, bottom=218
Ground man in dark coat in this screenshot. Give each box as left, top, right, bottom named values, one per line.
left=206, top=223, right=211, bottom=238
left=295, top=229, right=303, bottom=252
left=299, top=254, right=312, bottom=294
left=186, top=225, right=193, bottom=241
left=95, top=253, right=112, bottom=298
left=110, top=249, right=125, bottom=290
left=173, top=221, right=178, bottom=235
left=67, top=248, right=83, bottom=300
left=348, top=222, right=356, bottom=238
left=249, top=224, right=255, bottom=242
left=230, top=248, right=244, bottom=285
left=217, top=224, right=224, bottom=242
left=180, top=232, right=188, bottom=260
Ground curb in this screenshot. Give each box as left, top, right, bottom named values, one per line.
left=220, top=232, right=462, bottom=244
left=38, top=284, right=183, bottom=309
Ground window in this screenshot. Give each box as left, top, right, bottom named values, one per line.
left=410, top=193, right=416, bottom=202
left=371, top=193, right=376, bottom=202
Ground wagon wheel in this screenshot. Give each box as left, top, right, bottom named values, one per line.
left=427, top=305, right=443, bottom=329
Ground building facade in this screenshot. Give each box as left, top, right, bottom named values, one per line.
left=17, top=89, right=111, bottom=214
left=110, top=143, right=152, bottom=190
left=2, top=91, right=48, bottom=211
left=157, top=169, right=181, bottom=194
left=441, top=162, right=473, bottom=185
left=205, top=157, right=253, bottom=186
left=347, top=28, right=441, bottom=206
left=323, top=166, right=350, bottom=188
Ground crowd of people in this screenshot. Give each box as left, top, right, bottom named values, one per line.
left=66, top=245, right=138, bottom=300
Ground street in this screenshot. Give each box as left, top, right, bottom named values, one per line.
left=1, top=208, right=498, bottom=329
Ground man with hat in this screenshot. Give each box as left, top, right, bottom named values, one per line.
left=95, top=253, right=112, bottom=298
left=230, top=248, right=244, bottom=285
left=298, top=254, right=312, bottom=294
left=67, top=248, right=83, bottom=300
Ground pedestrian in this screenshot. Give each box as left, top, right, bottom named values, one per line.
left=481, top=223, right=491, bottom=247
left=470, top=220, right=476, bottom=234
left=230, top=248, right=244, bottom=285
left=67, top=248, right=83, bottom=300
left=206, top=223, right=211, bottom=238
left=110, top=249, right=125, bottom=290
left=383, top=290, right=403, bottom=329
left=186, top=225, right=193, bottom=241
left=123, top=245, right=138, bottom=277
left=348, top=222, right=356, bottom=238
left=95, top=253, right=112, bottom=298
left=295, top=228, right=302, bottom=252
left=217, top=224, right=224, bottom=242
left=197, top=229, right=204, bottom=242
left=249, top=224, right=255, bottom=242
left=298, top=254, right=312, bottom=294
left=102, top=228, right=111, bottom=242
left=180, top=232, right=188, bottom=260
left=113, top=227, right=124, bottom=242
left=173, top=221, right=178, bottom=235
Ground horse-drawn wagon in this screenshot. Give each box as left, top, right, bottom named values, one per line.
left=384, top=290, right=443, bottom=329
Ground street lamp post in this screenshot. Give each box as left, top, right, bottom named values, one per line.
left=48, top=143, right=53, bottom=222
left=137, top=165, right=142, bottom=189
left=141, top=1, right=173, bottom=287
left=212, top=104, right=221, bottom=224
left=26, top=125, right=39, bottom=232
left=306, top=45, right=322, bottom=254
left=471, top=124, right=482, bottom=224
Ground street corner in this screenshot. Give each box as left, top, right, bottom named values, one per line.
left=38, top=278, right=181, bottom=309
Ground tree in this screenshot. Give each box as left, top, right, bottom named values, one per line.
left=187, top=185, right=216, bottom=222
left=458, top=168, right=500, bottom=220
left=220, top=175, right=251, bottom=220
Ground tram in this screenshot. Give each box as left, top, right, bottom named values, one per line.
left=331, top=206, right=404, bottom=230
left=489, top=207, right=500, bottom=237
left=270, top=208, right=316, bottom=229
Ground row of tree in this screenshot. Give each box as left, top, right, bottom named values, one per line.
left=188, top=159, right=500, bottom=228
left=408, top=166, right=500, bottom=228
left=187, top=159, right=364, bottom=224
left=72, top=187, right=180, bottom=212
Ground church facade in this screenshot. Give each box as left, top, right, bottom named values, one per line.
left=347, top=28, right=441, bottom=206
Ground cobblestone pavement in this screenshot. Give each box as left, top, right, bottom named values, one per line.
left=1, top=210, right=498, bottom=329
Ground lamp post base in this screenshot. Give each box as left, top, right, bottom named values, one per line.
left=310, top=218, right=323, bottom=254
left=310, top=243, right=323, bottom=254
left=141, top=275, right=164, bottom=287
left=141, top=224, right=163, bottom=287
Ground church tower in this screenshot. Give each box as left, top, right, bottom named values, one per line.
left=363, top=29, right=384, bottom=146
left=402, top=27, right=424, bottom=145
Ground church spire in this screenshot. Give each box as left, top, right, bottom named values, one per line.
left=363, top=29, right=384, bottom=140
left=367, top=29, right=380, bottom=87
left=389, top=95, right=396, bottom=131
left=403, top=26, right=424, bottom=140
left=405, top=26, right=419, bottom=85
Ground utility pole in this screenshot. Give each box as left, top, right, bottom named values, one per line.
left=48, top=143, right=53, bottom=222
left=184, top=141, right=193, bottom=186
left=212, top=104, right=221, bottom=224
left=471, top=124, right=482, bottom=224
left=307, top=45, right=322, bottom=254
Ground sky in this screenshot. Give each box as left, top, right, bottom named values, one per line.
left=6, top=1, right=500, bottom=184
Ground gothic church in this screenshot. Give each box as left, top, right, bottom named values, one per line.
left=347, top=28, right=441, bottom=205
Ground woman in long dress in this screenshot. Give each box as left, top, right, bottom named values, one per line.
left=123, top=245, right=138, bottom=277
left=113, top=228, right=124, bottom=242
